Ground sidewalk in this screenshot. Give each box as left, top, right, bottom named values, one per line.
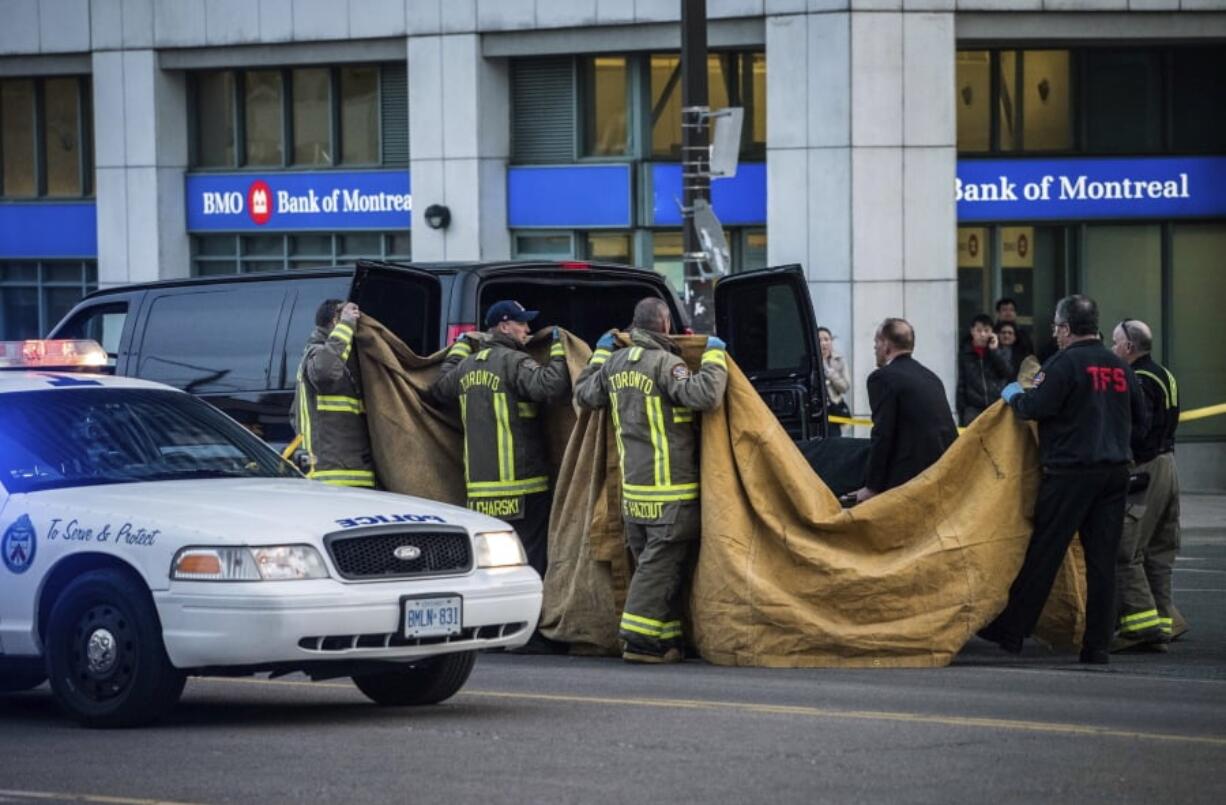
left=1182, top=493, right=1226, bottom=536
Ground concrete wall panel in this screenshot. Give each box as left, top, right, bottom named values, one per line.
left=440, top=0, right=477, bottom=32
left=205, top=0, right=260, bottom=46
left=904, top=278, right=958, bottom=406
left=1044, top=0, right=1127, bottom=9
left=408, top=158, right=445, bottom=260
left=537, top=0, right=599, bottom=28
left=155, top=166, right=190, bottom=278
left=904, top=0, right=956, bottom=9
left=122, top=0, right=154, bottom=48
left=635, top=0, right=680, bottom=22
left=956, top=0, right=1041, bottom=10
left=808, top=147, right=852, bottom=281
left=766, top=148, right=810, bottom=266
left=121, top=50, right=155, bottom=166
left=91, top=0, right=124, bottom=50
left=766, top=14, right=808, bottom=149
left=441, top=34, right=480, bottom=159
left=903, top=147, right=956, bottom=280
left=808, top=12, right=850, bottom=147
left=709, top=0, right=767, bottom=17
left=155, top=0, right=206, bottom=47
left=123, top=167, right=159, bottom=282
left=478, top=157, right=511, bottom=259
left=94, top=167, right=129, bottom=285
left=406, top=0, right=441, bottom=34
left=596, top=0, right=637, bottom=24
left=850, top=11, right=902, bottom=146
left=0, top=1, right=37, bottom=55
left=851, top=280, right=905, bottom=416
left=903, top=12, right=954, bottom=146
left=764, top=0, right=807, bottom=11
left=40, top=0, right=92, bottom=53
left=350, top=0, right=406, bottom=38
left=408, top=35, right=444, bottom=160
left=293, top=0, right=347, bottom=40
left=851, top=0, right=902, bottom=9
left=258, top=0, right=294, bottom=41
left=478, top=0, right=534, bottom=30
left=851, top=147, right=903, bottom=281
left=91, top=51, right=126, bottom=168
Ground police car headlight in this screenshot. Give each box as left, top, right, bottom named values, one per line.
left=172, top=546, right=329, bottom=581
left=474, top=531, right=527, bottom=568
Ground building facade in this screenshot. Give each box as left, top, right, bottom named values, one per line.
left=1, top=0, right=1224, bottom=488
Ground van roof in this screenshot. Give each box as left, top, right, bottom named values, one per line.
left=77, top=260, right=666, bottom=301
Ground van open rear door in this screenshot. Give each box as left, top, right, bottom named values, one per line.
left=351, top=260, right=444, bottom=355
left=713, top=264, right=826, bottom=441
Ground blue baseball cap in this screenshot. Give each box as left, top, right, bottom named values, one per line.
left=485, top=300, right=539, bottom=327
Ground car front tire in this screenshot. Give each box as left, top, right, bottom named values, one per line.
left=44, top=569, right=186, bottom=728
left=352, top=651, right=477, bottom=706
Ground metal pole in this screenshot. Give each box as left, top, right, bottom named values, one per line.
left=680, top=0, right=712, bottom=331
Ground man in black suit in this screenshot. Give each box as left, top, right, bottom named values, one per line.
left=853, top=318, right=958, bottom=502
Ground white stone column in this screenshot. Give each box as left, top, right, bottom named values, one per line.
left=408, top=32, right=510, bottom=261
left=767, top=8, right=956, bottom=421
left=92, top=47, right=189, bottom=286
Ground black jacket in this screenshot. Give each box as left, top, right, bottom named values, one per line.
left=1009, top=339, right=1151, bottom=469
left=956, top=342, right=1012, bottom=424
left=1129, top=354, right=1179, bottom=464
left=865, top=354, right=958, bottom=493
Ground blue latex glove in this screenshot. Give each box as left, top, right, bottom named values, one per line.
left=706, top=335, right=727, bottom=351
left=552, top=326, right=561, bottom=342
left=596, top=330, right=617, bottom=350
left=1001, top=381, right=1023, bottom=404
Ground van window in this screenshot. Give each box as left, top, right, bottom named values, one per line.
left=477, top=276, right=676, bottom=345
left=137, top=288, right=284, bottom=393
left=281, top=278, right=352, bottom=388
left=719, top=280, right=808, bottom=377
left=353, top=271, right=439, bottom=355
left=54, top=302, right=128, bottom=367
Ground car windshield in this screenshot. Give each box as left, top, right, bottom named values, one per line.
left=0, top=387, right=300, bottom=494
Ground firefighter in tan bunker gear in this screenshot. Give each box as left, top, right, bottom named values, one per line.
left=430, top=300, right=570, bottom=579
left=574, top=298, right=729, bottom=664
left=291, top=299, right=377, bottom=488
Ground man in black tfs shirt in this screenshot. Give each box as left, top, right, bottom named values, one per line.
left=981, top=295, right=1150, bottom=664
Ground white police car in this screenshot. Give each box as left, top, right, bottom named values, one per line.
left=0, top=340, right=542, bottom=727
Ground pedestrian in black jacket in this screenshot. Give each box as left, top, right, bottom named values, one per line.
left=853, top=318, right=958, bottom=503
left=980, top=295, right=1150, bottom=665
left=957, top=314, right=1012, bottom=425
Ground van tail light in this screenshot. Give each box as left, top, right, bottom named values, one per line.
left=560, top=261, right=590, bottom=270
left=446, top=323, right=478, bottom=344
left=683, top=327, right=694, bottom=335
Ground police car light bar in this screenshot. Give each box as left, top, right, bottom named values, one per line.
left=0, top=339, right=108, bottom=369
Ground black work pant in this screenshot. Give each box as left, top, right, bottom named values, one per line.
left=515, top=491, right=552, bottom=580
left=994, top=464, right=1129, bottom=654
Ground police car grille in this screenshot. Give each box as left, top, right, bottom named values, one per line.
left=326, top=532, right=472, bottom=579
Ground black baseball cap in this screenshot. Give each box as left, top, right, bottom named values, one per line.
left=485, top=300, right=539, bottom=327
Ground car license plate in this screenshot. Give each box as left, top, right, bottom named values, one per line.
left=402, top=596, right=462, bottom=638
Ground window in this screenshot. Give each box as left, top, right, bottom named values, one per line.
left=1083, top=51, right=1162, bottom=154
left=53, top=302, right=128, bottom=367
left=138, top=287, right=285, bottom=393
left=1171, top=224, right=1226, bottom=438
left=1023, top=51, right=1073, bottom=152
left=192, top=64, right=406, bottom=169
left=1170, top=48, right=1226, bottom=153
left=650, top=52, right=766, bottom=160
left=956, top=52, right=991, bottom=152
left=191, top=233, right=410, bottom=276
left=0, top=76, right=91, bottom=198
left=0, top=261, right=97, bottom=340
left=581, top=57, right=629, bottom=157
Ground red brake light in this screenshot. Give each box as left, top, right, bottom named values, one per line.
left=446, top=323, right=477, bottom=344
left=560, top=261, right=590, bottom=270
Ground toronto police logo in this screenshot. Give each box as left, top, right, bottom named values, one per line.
left=2, top=514, right=37, bottom=574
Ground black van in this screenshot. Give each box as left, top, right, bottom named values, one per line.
left=49, top=260, right=827, bottom=445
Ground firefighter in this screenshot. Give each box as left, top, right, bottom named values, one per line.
left=573, top=297, right=728, bottom=664
left=430, top=300, right=570, bottom=582
left=980, top=295, right=1149, bottom=664
left=291, top=299, right=377, bottom=488
left=1110, top=318, right=1188, bottom=651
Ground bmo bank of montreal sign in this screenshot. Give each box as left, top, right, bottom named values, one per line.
left=957, top=157, right=1226, bottom=223
left=186, top=170, right=411, bottom=232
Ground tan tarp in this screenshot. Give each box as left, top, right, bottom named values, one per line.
left=356, top=322, right=1085, bottom=668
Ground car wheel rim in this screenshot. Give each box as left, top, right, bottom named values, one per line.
left=69, top=604, right=135, bottom=703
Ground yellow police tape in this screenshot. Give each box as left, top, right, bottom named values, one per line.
left=829, top=402, right=1226, bottom=430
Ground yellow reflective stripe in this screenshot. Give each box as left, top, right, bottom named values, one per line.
left=629, top=346, right=643, bottom=362
left=621, top=613, right=677, bottom=629
left=459, top=395, right=471, bottom=484
left=494, top=392, right=515, bottom=481
left=517, top=401, right=538, bottom=419
left=317, top=395, right=365, bottom=414
left=297, top=379, right=313, bottom=458
left=701, top=349, right=727, bottom=367
left=609, top=391, right=628, bottom=480
left=673, top=406, right=693, bottom=423
left=654, top=396, right=670, bottom=484
left=589, top=348, right=611, bottom=366
left=645, top=396, right=671, bottom=487
left=1166, top=368, right=1178, bottom=406
left=447, top=344, right=472, bottom=360
left=623, top=481, right=699, bottom=494
left=466, top=476, right=549, bottom=497
left=330, top=322, right=354, bottom=343
left=321, top=479, right=375, bottom=488
left=1135, top=370, right=1173, bottom=409
left=1159, top=617, right=1173, bottom=634
left=1119, top=609, right=1159, bottom=625
left=620, top=621, right=664, bottom=638
left=620, top=614, right=683, bottom=638
left=623, top=489, right=700, bottom=502
left=310, top=469, right=375, bottom=479
left=476, top=348, right=492, bottom=362
left=549, top=342, right=565, bottom=358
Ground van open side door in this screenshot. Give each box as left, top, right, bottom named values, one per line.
left=713, top=264, right=826, bottom=441
left=351, top=261, right=444, bottom=355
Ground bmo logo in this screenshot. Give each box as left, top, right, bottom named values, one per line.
left=248, top=180, right=273, bottom=225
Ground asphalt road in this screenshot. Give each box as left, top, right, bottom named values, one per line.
left=2, top=537, right=1223, bottom=805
